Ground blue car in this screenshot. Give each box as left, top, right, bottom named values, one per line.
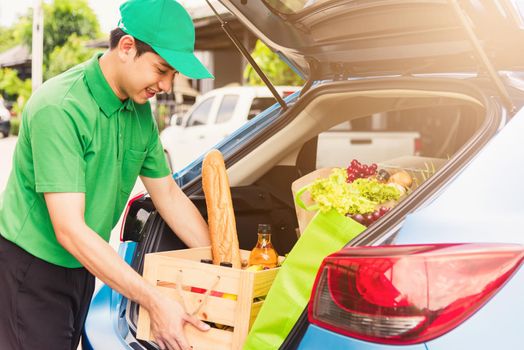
left=84, top=1, right=524, bottom=349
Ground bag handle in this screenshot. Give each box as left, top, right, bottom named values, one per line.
left=294, top=185, right=319, bottom=212
left=175, top=270, right=221, bottom=316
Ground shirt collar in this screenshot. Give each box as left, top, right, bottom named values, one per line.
left=85, top=53, right=134, bottom=117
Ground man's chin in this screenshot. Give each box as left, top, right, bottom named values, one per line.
left=130, top=95, right=149, bottom=104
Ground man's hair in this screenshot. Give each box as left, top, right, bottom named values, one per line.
left=109, top=28, right=157, bottom=57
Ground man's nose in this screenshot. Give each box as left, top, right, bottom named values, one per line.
left=158, top=73, right=175, bottom=94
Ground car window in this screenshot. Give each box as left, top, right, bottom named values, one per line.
left=316, top=106, right=480, bottom=169
left=186, top=97, right=214, bottom=127
left=248, top=97, right=277, bottom=120
left=216, top=95, right=239, bottom=124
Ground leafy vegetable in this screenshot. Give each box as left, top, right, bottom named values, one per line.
left=309, top=168, right=401, bottom=215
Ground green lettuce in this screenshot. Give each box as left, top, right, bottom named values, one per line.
left=308, top=168, right=401, bottom=215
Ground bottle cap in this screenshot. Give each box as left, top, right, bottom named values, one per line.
left=377, top=169, right=390, bottom=182
left=220, top=262, right=233, bottom=268
left=258, top=224, right=272, bottom=234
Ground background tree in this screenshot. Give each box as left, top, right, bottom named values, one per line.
left=0, top=67, right=32, bottom=128
left=0, top=0, right=102, bottom=118
left=46, top=34, right=101, bottom=79
left=244, top=40, right=304, bottom=86
left=18, top=0, right=101, bottom=76
left=0, top=26, right=19, bottom=52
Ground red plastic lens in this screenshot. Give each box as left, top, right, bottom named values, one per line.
left=308, top=243, right=524, bottom=345
left=119, top=192, right=145, bottom=241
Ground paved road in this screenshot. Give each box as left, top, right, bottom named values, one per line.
left=0, top=136, right=17, bottom=190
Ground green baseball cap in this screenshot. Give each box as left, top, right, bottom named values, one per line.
left=118, top=0, right=214, bottom=79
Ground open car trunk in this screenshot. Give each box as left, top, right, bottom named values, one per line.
left=124, top=77, right=501, bottom=348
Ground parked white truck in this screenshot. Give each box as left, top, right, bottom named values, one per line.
left=316, top=121, right=420, bottom=168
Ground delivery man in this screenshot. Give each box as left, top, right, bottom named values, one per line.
left=0, top=1, right=213, bottom=349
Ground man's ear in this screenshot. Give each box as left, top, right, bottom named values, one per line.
left=117, top=35, right=137, bottom=61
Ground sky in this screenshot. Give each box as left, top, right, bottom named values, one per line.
left=0, top=0, right=205, bottom=34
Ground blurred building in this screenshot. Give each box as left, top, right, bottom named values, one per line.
left=0, top=44, right=31, bottom=80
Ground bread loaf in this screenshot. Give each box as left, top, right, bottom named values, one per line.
left=202, top=149, right=242, bottom=268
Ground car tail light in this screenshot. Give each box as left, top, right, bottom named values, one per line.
left=414, top=137, right=422, bottom=155
left=308, top=243, right=524, bottom=345
left=119, top=192, right=146, bottom=241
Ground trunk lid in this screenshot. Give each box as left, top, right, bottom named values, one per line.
left=218, top=0, right=524, bottom=80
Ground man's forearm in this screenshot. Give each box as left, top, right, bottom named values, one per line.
left=55, top=223, right=160, bottom=310
left=147, top=177, right=210, bottom=247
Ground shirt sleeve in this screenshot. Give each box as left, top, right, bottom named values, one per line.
left=140, top=118, right=171, bottom=178
left=30, top=105, right=86, bottom=193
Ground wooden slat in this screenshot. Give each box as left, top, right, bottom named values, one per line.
left=252, top=268, right=281, bottom=298
left=232, top=269, right=255, bottom=350
left=153, top=255, right=241, bottom=295
left=185, top=325, right=233, bottom=350
left=136, top=254, right=157, bottom=340
left=156, top=286, right=237, bottom=326
left=160, top=246, right=213, bottom=261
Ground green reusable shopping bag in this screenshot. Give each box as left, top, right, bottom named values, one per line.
left=243, top=186, right=366, bottom=350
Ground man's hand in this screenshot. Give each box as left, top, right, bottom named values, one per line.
left=141, top=175, right=210, bottom=247
left=44, top=192, right=209, bottom=349
left=147, top=291, right=210, bottom=350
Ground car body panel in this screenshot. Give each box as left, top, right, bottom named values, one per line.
left=218, top=0, right=524, bottom=79
left=424, top=266, right=524, bottom=349
left=83, top=242, right=137, bottom=350
left=394, top=106, right=524, bottom=246
left=297, top=325, right=427, bottom=350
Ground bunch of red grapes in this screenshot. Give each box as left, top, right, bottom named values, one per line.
left=346, top=159, right=378, bottom=183
left=348, top=206, right=391, bottom=227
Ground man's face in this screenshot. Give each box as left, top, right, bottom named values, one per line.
left=120, top=49, right=178, bottom=104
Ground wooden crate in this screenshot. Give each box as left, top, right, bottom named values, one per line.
left=136, top=247, right=282, bottom=350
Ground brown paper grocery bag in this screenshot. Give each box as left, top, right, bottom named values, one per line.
left=291, top=168, right=333, bottom=235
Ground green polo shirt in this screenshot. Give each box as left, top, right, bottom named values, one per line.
left=0, top=53, right=171, bottom=268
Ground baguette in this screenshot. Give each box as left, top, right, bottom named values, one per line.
left=202, top=149, right=242, bottom=268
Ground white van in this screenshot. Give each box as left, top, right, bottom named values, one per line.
left=160, top=85, right=296, bottom=171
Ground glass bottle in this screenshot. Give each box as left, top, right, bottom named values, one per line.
left=248, top=224, right=279, bottom=268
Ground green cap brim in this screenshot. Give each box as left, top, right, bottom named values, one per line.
left=153, top=45, right=214, bottom=79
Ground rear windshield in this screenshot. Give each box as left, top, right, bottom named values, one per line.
left=248, top=97, right=278, bottom=120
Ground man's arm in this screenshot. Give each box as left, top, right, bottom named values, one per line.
left=44, top=192, right=209, bottom=350
left=140, top=175, right=211, bottom=247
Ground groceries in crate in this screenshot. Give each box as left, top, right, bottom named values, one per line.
left=248, top=224, right=279, bottom=269
left=136, top=247, right=282, bottom=349
left=309, top=159, right=413, bottom=226
left=202, top=149, right=242, bottom=268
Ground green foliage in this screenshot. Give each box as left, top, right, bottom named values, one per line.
left=18, top=0, right=101, bottom=71
left=0, top=68, right=32, bottom=115
left=46, top=34, right=100, bottom=79
left=0, top=26, right=19, bottom=52
left=9, top=117, right=21, bottom=136
left=244, top=40, right=304, bottom=86
left=156, top=104, right=168, bottom=131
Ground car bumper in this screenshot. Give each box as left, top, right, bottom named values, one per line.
left=0, top=120, right=10, bottom=135
left=83, top=242, right=138, bottom=350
